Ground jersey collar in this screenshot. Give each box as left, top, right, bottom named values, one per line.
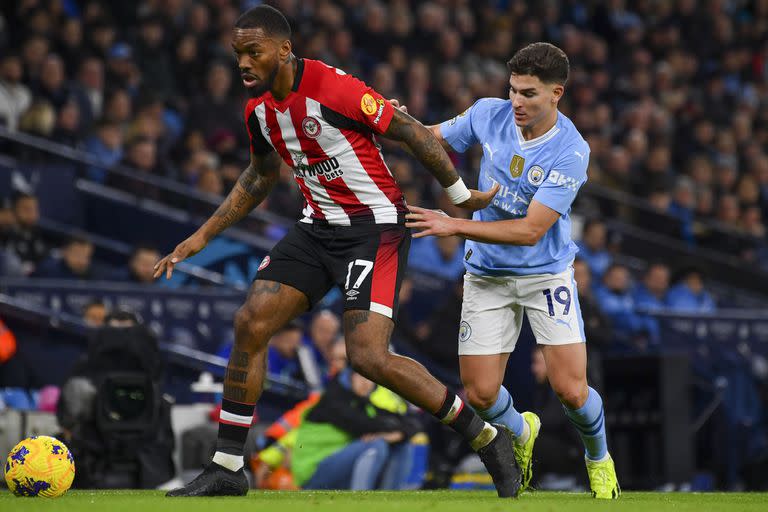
left=515, top=113, right=561, bottom=150
left=291, top=58, right=305, bottom=92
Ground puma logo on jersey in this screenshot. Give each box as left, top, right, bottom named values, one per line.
left=483, top=143, right=496, bottom=161
left=574, top=150, right=585, bottom=161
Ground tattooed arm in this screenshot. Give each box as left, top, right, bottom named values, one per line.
left=382, top=108, right=498, bottom=209
left=153, top=150, right=282, bottom=279
left=199, top=151, right=282, bottom=240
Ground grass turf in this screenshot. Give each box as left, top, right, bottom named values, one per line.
left=2, top=490, right=768, bottom=512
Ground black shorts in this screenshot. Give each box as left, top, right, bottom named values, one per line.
left=255, top=222, right=411, bottom=320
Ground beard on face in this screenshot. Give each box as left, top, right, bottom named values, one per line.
left=248, top=57, right=280, bottom=98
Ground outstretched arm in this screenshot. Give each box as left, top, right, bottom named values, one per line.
left=406, top=200, right=561, bottom=245
left=382, top=108, right=498, bottom=210
left=153, top=150, right=283, bottom=279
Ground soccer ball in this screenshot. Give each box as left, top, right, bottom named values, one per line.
left=4, top=436, right=75, bottom=498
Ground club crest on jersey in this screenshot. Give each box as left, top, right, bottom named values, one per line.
left=527, top=165, right=545, bottom=186
left=459, top=321, right=472, bottom=342
left=258, top=256, right=271, bottom=271
left=301, top=116, right=322, bottom=139
left=510, top=155, right=525, bottom=178
left=361, top=93, right=378, bottom=115
left=448, top=108, right=469, bottom=126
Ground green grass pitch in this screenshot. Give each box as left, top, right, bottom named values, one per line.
left=2, top=490, right=767, bottom=511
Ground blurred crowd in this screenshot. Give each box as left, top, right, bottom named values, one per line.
left=0, top=0, right=766, bottom=265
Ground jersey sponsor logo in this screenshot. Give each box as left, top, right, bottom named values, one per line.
left=510, top=155, right=525, bottom=177
left=293, top=156, right=344, bottom=181
left=459, top=321, right=472, bottom=342
left=527, top=165, right=545, bottom=186
left=258, top=255, right=271, bottom=271
left=490, top=179, right=530, bottom=205
left=547, top=170, right=582, bottom=191
left=301, top=116, right=322, bottom=139
left=361, top=93, right=378, bottom=115
left=373, top=98, right=386, bottom=125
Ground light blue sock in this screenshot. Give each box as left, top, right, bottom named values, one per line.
left=477, top=386, right=524, bottom=438
left=563, top=386, right=608, bottom=461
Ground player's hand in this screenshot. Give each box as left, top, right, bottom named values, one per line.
left=389, top=98, right=408, bottom=114
left=455, top=183, right=500, bottom=211
left=405, top=205, right=457, bottom=238
left=153, top=232, right=208, bottom=280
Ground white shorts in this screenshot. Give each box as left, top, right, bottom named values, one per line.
left=458, top=265, right=586, bottom=355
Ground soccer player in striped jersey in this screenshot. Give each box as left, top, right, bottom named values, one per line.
left=155, top=5, right=521, bottom=498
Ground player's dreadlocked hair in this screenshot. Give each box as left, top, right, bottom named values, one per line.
left=235, top=5, right=291, bottom=39
left=507, top=42, right=569, bottom=85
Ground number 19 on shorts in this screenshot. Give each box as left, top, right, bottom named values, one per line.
left=542, top=286, right=571, bottom=316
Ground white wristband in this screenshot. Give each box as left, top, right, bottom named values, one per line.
left=445, top=179, right=471, bottom=205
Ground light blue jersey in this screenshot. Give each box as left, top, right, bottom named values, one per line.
left=440, top=98, right=589, bottom=276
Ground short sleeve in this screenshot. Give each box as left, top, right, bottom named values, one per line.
left=439, top=99, right=484, bottom=153
left=244, top=101, right=272, bottom=155
left=533, top=144, right=590, bottom=215
left=321, top=70, right=395, bottom=135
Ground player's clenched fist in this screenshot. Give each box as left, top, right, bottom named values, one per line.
left=153, top=232, right=209, bottom=280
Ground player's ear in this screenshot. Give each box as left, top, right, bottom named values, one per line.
left=279, top=39, right=292, bottom=62
left=551, top=84, right=564, bottom=104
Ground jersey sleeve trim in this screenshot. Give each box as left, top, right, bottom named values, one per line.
left=245, top=104, right=272, bottom=155
left=292, top=58, right=306, bottom=92
left=320, top=104, right=373, bottom=134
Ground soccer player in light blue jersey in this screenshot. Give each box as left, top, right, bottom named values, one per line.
left=403, top=43, right=620, bottom=498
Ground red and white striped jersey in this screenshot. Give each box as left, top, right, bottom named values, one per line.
left=244, top=58, right=407, bottom=226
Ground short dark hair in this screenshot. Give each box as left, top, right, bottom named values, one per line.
left=507, top=42, right=569, bottom=85
left=235, top=5, right=291, bottom=39
left=11, top=192, right=36, bottom=207
left=65, top=234, right=93, bottom=248
left=130, top=243, right=159, bottom=260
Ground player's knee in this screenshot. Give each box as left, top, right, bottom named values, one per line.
left=464, top=383, right=500, bottom=411
left=553, top=385, right=588, bottom=409
left=234, top=304, right=271, bottom=346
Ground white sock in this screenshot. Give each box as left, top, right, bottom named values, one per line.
left=515, top=419, right=531, bottom=446
left=212, top=451, right=244, bottom=471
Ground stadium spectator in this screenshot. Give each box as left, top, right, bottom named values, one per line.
left=633, top=263, right=671, bottom=312
left=2, top=192, right=48, bottom=275
left=666, top=267, right=717, bottom=313
left=408, top=235, right=466, bottom=281
left=305, top=310, right=341, bottom=375
left=264, top=321, right=304, bottom=380
left=134, top=13, right=175, bottom=99
left=576, top=219, right=612, bottom=279
left=594, top=263, right=649, bottom=343
left=572, top=259, right=612, bottom=351
left=0, top=53, right=32, bottom=132
left=116, top=244, right=162, bottom=284
left=34, top=235, right=96, bottom=280
left=108, top=136, right=163, bottom=200
left=82, top=119, right=124, bottom=183
left=187, top=61, right=244, bottom=151
left=82, top=300, right=107, bottom=328
left=293, top=368, right=421, bottom=490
